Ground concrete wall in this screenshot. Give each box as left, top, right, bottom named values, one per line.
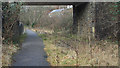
left=73, top=2, right=118, bottom=39
left=74, top=2, right=118, bottom=40
left=74, top=2, right=95, bottom=39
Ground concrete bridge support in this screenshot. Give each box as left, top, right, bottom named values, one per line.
left=73, top=2, right=118, bottom=40
left=73, top=2, right=95, bottom=38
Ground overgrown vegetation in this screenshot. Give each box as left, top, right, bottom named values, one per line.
left=2, top=33, right=27, bottom=66
left=2, top=2, right=27, bottom=66
left=2, top=2, right=23, bottom=43
left=2, top=44, right=19, bottom=66
left=37, top=30, right=118, bottom=66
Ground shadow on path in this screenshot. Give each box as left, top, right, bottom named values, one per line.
left=12, top=29, right=50, bottom=66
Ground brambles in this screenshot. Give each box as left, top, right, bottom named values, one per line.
left=2, top=2, right=23, bottom=44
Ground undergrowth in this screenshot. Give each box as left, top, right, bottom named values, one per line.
left=38, top=33, right=118, bottom=66
left=2, top=33, right=27, bottom=66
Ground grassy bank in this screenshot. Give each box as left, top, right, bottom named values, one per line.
left=2, top=44, right=19, bottom=66
left=38, top=33, right=118, bottom=66
left=29, top=28, right=118, bottom=66
left=2, top=33, right=27, bottom=66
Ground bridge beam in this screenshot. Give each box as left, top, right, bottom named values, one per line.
left=22, top=2, right=84, bottom=5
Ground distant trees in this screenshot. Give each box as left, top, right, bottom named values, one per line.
left=20, top=6, right=46, bottom=27
left=20, top=6, right=73, bottom=33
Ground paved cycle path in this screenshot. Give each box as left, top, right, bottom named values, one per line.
left=12, top=29, right=50, bottom=66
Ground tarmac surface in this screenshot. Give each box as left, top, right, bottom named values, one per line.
left=12, top=29, right=50, bottom=66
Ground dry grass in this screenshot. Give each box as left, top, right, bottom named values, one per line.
left=2, top=44, right=19, bottom=66
left=43, top=35, right=118, bottom=66
left=2, top=33, right=27, bottom=66
left=76, top=41, right=118, bottom=66
left=32, top=28, right=118, bottom=66
left=31, top=28, right=54, bottom=34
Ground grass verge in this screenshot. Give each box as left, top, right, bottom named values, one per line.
left=38, top=33, right=118, bottom=66
left=2, top=33, right=27, bottom=66
left=31, top=27, right=118, bottom=66
left=2, top=44, right=19, bottom=66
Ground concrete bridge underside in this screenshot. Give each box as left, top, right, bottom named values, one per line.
left=23, top=2, right=85, bottom=5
